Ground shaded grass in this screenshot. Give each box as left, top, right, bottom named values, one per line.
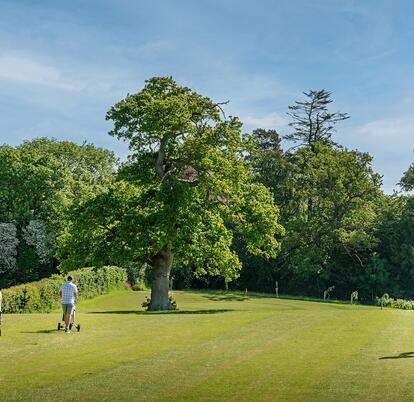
left=195, top=288, right=366, bottom=305
left=88, top=309, right=232, bottom=315
left=1, top=289, right=413, bottom=401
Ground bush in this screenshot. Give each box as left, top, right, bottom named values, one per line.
left=131, top=280, right=148, bottom=291
left=376, top=293, right=414, bottom=310
left=1, top=266, right=127, bottom=313
left=1, top=284, right=42, bottom=313
left=125, top=262, right=149, bottom=287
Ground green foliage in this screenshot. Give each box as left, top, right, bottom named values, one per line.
left=2, top=284, right=44, bottom=313
left=56, top=181, right=143, bottom=270
left=60, top=77, right=284, bottom=300
left=72, top=266, right=127, bottom=299
left=360, top=253, right=389, bottom=300
left=3, top=83, right=414, bottom=303
left=1, top=266, right=126, bottom=313
left=0, top=142, right=67, bottom=224
left=0, top=138, right=117, bottom=287
left=399, top=158, right=414, bottom=191
left=376, top=293, right=414, bottom=310
left=291, top=144, right=381, bottom=289
left=246, top=130, right=383, bottom=296
left=375, top=195, right=414, bottom=297
left=126, top=262, right=149, bottom=288
left=131, top=281, right=148, bottom=291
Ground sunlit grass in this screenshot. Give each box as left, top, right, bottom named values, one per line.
left=1, top=289, right=413, bottom=401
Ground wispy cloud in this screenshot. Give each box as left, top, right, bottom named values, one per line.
left=353, top=117, right=414, bottom=151
left=241, top=112, right=288, bottom=131
left=111, top=38, right=173, bottom=58
left=0, top=54, right=82, bottom=91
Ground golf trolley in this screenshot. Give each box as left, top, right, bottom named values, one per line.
left=57, top=306, right=81, bottom=332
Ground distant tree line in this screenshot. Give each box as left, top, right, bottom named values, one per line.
left=1, top=80, right=414, bottom=305
left=0, top=138, right=116, bottom=287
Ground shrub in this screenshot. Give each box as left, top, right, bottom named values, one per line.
left=131, top=280, right=148, bottom=291
left=1, top=284, right=41, bottom=313
left=1, top=266, right=127, bottom=313
left=376, top=293, right=414, bottom=310
left=125, top=262, right=149, bottom=287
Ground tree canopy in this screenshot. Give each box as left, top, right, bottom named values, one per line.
left=3, top=78, right=414, bottom=305
left=58, top=77, right=284, bottom=310
left=0, top=138, right=117, bottom=286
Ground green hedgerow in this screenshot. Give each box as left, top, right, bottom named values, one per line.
left=1, top=266, right=127, bottom=313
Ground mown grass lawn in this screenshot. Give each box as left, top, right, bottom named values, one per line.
left=1, top=289, right=414, bottom=401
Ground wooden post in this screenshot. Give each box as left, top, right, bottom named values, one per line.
left=275, top=281, right=279, bottom=298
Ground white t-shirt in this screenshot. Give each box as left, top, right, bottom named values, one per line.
left=60, top=282, right=78, bottom=304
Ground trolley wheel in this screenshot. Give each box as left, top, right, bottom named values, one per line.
left=58, top=322, right=62, bottom=331
left=69, top=323, right=73, bottom=330
left=77, top=324, right=81, bottom=332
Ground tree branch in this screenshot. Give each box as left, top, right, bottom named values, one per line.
left=155, top=137, right=167, bottom=179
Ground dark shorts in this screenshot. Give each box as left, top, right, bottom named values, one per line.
left=62, top=303, right=74, bottom=316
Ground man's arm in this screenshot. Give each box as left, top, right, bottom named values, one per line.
left=58, top=289, right=62, bottom=301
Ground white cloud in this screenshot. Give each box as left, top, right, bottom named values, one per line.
left=352, top=118, right=414, bottom=151
left=241, top=112, right=288, bottom=130
left=0, top=54, right=82, bottom=91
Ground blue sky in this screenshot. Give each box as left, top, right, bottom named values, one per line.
left=0, top=0, right=413, bottom=193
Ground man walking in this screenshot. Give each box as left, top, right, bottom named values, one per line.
left=59, top=276, right=78, bottom=333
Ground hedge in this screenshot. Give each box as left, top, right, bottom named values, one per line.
left=0, top=266, right=127, bottom=313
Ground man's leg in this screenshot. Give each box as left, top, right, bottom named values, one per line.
left=62, top=305, right=70, bottom=331
left=64, top=314, right=70, bottom=329
left=65, top=304, right=74, bottom=332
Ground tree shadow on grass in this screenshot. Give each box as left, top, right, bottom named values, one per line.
left=379, top=352, right=414, bottom=360
left=202, top=294, right=249, bottom=302
left=88, top=309, right=233, bottom=315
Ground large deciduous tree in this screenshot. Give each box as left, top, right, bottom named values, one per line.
left=247, top=132, right=382, bottom=297
left=280, top=144, right=382, bottom=295
left=376, top=163, right=414, bottom=297
left=59, top=77, right=284, bottom=310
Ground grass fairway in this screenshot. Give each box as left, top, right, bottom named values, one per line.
left=1, top=290, right=414, bottom=401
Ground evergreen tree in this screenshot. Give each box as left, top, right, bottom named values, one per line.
left=284, top=90, right=349, bottom=149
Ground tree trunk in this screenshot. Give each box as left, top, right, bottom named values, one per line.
left=148, top=249, right=173, bottom=311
